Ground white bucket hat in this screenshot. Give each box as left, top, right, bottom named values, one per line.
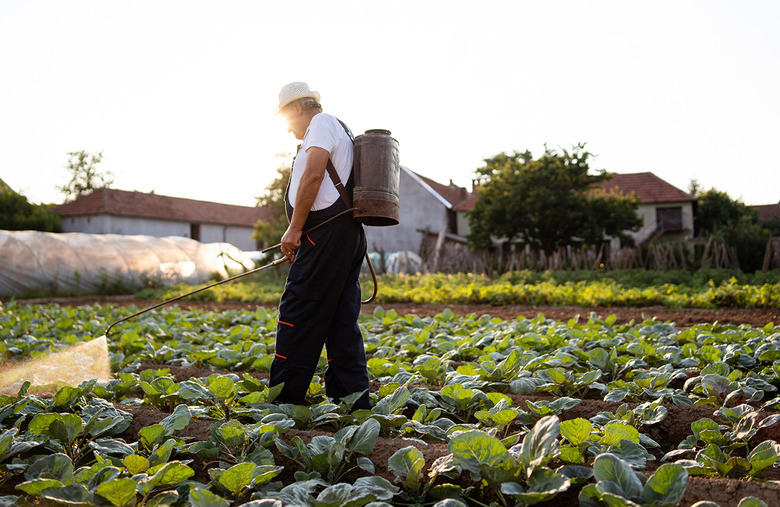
left=276, top=82, right=321, bottom=112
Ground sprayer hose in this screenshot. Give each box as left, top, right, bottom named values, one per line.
left=260, top=207, right=378, bottom=304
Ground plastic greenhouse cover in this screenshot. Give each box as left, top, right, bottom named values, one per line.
left=0, top=230, right=257, bottom=297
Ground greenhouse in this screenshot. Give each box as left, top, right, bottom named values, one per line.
left=0, top=230, right=256, bottom=297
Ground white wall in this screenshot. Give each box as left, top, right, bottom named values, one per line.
left=200, top=224, right=257, bottom=251
left=59, top=216, right=258, bottom=251
left=612, top=201, right=695, bottom=248
left=456, top=211, right=471, bottom=238
left=61, top=215, right=188, bottom=237
left=363, top=167, right=450, bottom=254
left=635, top=202, right=694, bottom=239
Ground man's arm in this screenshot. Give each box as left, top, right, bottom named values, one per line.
left=280, top=146, right=330, bottom=263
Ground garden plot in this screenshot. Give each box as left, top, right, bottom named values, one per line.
left=1, top=302, right=779, bottom=506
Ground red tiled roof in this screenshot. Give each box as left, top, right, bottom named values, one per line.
left=753, top=203, right=780, bottom=221
left=415, top=170, right=691, bottom=212
left=52, top=188, right=274, bottom=227
left=416, top=173, right=475, bottom=209
left=591, top=172, right=694, bottom=204
left=453, top=193, right=478, bottom=212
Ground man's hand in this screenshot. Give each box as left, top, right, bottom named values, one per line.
left=280, top=226, right=302, bottom=263
left=280, top=146, right=330, bottom=264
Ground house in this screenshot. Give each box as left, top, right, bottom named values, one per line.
left=363, top=166, right=473, bottom=254
left=753, top=203, right=780, bottom=223
left=589, top=172, right=695, bottom=246
left=48, top=169, right=695, bottom=258
left=444, top=171, right=696, bottom=251
left=52, top=188, right=272, bottom=251
left=364, top=168, right=698, bottom=256
left=427, top=171, right=695, bottom=249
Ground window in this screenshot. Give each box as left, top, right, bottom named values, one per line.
left=656, top=207, right=682, bottom=230
left=190, top=223, right=201, bottom=241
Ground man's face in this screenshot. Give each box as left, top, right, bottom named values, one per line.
left=279, top=102, right=306, bottom=140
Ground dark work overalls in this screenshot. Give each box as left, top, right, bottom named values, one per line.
left=269, top=148, right=370, bottom=410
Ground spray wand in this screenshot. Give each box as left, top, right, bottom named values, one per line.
left=104, top=207, right=377, bottom=336
left=104, top=257, right=287, bottom=336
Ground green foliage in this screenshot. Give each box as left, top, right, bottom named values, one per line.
left=448, top=416, right=571, bottom=506
left=579, top=453, right=687, bottom=507
left=537, top=367, right=602, bottom=398
left=695, top=188, right=773, bottom=272
left=664, top=405, right=780, bottom=479
left=0, top=188, right=60, bottom=231
left=275, top=418, right=380, bottom=484
left=5, top=302, right=780, bottom=506
left=412, top=354, right=451, bottom=386
left=208, top=461, right=282, bottom=502
left=133, top=269, right=780, bottom=309
left=683, top=361, right=775, bottom=406
left=179, top=374, right=240, bottom=421
left=265, top=476, right=398, bottom=505
left=388, top=446, right=425, bottom=493
left=253, top=162, right=290, bottom=252
left=721, top=215, right=772, bottom=273
left=57, top=150, right=114, bottom=202
left=438, top=384, right=491, bottom=422
left=139, top=372, right=182, bottom=411
left=695, top=189, right=757, bottom=236
left=374, top=271, right=780, bottom=308
left=467, top=145, right=642, bottom=254
left=0, top=383, right=193, bottom=506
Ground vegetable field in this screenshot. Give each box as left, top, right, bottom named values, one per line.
left=1, top=300, right=780, bottom=507
left=137, top=270, right=780, bottom=309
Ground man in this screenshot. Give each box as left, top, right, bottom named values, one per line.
left=269, top=82, right=370, bottom=410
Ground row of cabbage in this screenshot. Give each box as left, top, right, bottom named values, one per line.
left=0, top=302, right=779, bottom=506
left=2, top=372, right=773, bottom=507
left=6, top=303, right=779, bottom=409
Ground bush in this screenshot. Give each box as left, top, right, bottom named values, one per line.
left=0, top=192, right=61, bottom=232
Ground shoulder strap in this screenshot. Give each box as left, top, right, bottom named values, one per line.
left=336, top=118, right=354, bottom=142
left=325, top=118, right=354, bottom=208
left=326, top=159, right=352, bottom=207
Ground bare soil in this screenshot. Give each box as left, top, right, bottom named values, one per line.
left=18, top=296, right=780, bottom=506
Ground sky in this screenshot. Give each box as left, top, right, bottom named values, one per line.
left=1, top=1, right=778, bottom=208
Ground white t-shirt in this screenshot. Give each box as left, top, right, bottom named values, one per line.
left=288, top=113, right=353, bottom=211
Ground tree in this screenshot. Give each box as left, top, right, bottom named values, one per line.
left=0, top=179, right=60, bottom=231
left=252, top=162, right=290, bottom=249
left=695, top=188, right=757, bottom=236
left=687, top=178, right=701, bottom=198
left=58, top=150, right=114, bottom=202
left=721, top=215, right=769, bottom=273
left=695, top=188, right=768, bottom=272
left=761, top=215, right=780, bottom=237
left=466, top=144, right=642, bottom=255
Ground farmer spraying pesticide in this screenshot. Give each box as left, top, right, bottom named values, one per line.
left=270, top=82, right=371, bottom=409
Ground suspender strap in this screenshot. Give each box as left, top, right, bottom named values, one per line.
left=326, top=159, right=353, bottom=208
left=322, top=118, right=379, bottom=305
left=326, top=118, right=355, bottom=208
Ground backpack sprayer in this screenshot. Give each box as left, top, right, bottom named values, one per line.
left=103, top=129, right=400, bottom=336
